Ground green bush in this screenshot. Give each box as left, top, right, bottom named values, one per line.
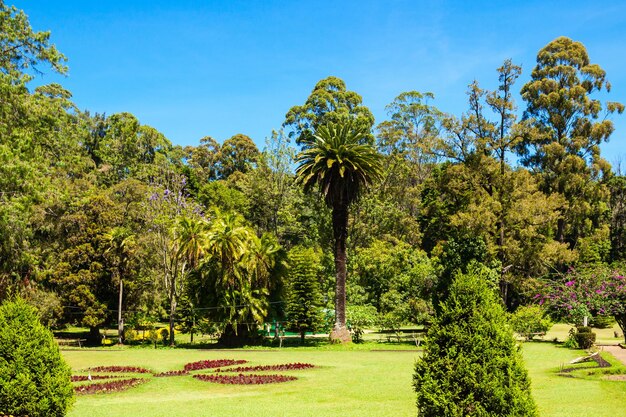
left=510, top=305, right=552, bottom=341
left=574, top=326, right=596, bottom=349
left=159, top=328, right=170, bottom=345
left=347, top=304, right=378, bottom=343
left=0, top=298, right=74, bottom=416
left=414, top=271, right=537, bottom=416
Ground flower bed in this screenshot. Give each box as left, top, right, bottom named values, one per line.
left=71, top=374, right=117, bottom=382
left=193, top=373, right=297, bottom=385
left=215, top=362, right=315, bottom=373
left=86, top=365, right=151, bottom=374
left=74, top=378, right=147, bottom=394
left=183, top=359, right=247, bottom=372
left=154, top=370, right=190, bottom=377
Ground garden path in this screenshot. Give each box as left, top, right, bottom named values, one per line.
left=602, top=345, right=626, bottom=366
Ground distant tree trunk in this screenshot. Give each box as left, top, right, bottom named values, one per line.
left=616, top=313, right=626, bottom=345
left=330, top=204, right=351, bottom=343
left=300, top=329, right=306, bottom=344
left=169, top=290, right=177, bottom=347
left=117, top=277, right=124, bottom=345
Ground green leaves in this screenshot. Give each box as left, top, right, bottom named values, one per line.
left=295, top=120, right=383, bottom=209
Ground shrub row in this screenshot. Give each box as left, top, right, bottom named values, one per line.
left=74, top=378, right=147, bottom=394
left=216, top=363, right=315, bottom=373
left=193, top=373, right=297, bottom=385
left=86, top=366, right=151, bottom=374
left=183, top=359, right=247, bottom=371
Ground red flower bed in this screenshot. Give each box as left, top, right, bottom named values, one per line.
left=215, top=362, right=315, bottom=373
left=154, top=370, right=190, bottom=377
left=183, top=359, right=247, bottom=372
left=74, top=378, right=147, bottom=394
left=71, top=374, right=117, bottom=382
left=86, top=365, right=151, bottom=374
left=193, top=373, right=297, bottom=385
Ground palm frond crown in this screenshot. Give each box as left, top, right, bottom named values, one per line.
left=295, top=121, right=383, bottom=207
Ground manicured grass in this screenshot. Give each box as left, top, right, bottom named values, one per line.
left=63, top=347, right=417, bottom=417
left=61, top=342, right=626, bottom=417
left=523, top=343, right=626, bottom=416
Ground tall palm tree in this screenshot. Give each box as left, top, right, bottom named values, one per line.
left=295, top=121, right=382, bottom=342
left=177, top=216, right=208, bottom=270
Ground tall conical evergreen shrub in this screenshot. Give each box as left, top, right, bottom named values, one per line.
left=0, top=298, right=74, bottom=417
left=414, top=270, right=537, bottom=416
left=285, top=247, right=324, bottom=343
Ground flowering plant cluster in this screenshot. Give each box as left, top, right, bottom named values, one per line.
left=71, top=375, right=116, bottom=382
left=73, top=358, right=313, bottom=394
left=154, top=370, right=189, bottom=377
left=183, top=359, right=247, bottom=371
left=215, top=362, right=315, bottom=373
left=540, top=266, right=626, bottom=342
left=74, top=378, right=147, bottom=394
left=193, top=373, right=297, bottom=385
left=86, top=366, right=151, bottom=374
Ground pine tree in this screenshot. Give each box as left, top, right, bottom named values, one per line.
left=0, top=298, right=74, bottom=417
left=285, top=247, right=324, bottom=343
left=414, top=268, right=537, bottom=416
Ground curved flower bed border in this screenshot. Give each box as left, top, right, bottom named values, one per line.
left=74, top=358, right=310, bottom=393
left=193, top=373, right=297, bottom=385
left=75, top=378, right=147, bottom=394
left=72, top=374, right=117, bottom=382
left=154, top=370, right=189, bottom=377
left=215, top=362, right=315, bottom=373
left=183, top=359, right=247, bottom=372
left=86, top=366, right=152, bottom=374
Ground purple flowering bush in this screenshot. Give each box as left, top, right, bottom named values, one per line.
left=541, top=266, right=626, bottom=343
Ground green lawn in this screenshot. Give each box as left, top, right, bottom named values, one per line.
left=61, top=342, right=626, bottom=417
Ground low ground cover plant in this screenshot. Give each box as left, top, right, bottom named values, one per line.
left=72, top=358, right=313, bottom=393
left=154, top=370, right=189, bottom=377
left=71, top=375, right=116, bottom=382
left=193, top=373, right=298, bottom=385
left=215, top=362, right=315, bottom=373
left=74, top=378, right=147, bottom=394
left=86, top=366, right=152, bottom=374
left=183, top=359, right=247, bottom=371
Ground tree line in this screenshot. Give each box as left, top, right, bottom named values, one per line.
left=1, top=2, right=625, bottom=345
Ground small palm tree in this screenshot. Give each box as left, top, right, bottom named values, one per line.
left=295, top=121, right=382, bottom=342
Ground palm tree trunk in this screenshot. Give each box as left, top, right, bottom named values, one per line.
left=330, top=204, right=351, bottom=343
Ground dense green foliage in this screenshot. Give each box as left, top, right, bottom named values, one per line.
left=284, top=247, right=324, bottom=342
left=414, top=271, right=537, bottom=416
left=0, top=1, right=624, bottom=355
left=510, top=305, right=552, bottom=341
left=0, top=298, right=73, bottom=416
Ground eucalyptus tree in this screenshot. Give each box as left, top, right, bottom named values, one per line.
left=295, top=121, right=382, bottom=342
left=518, top=36, right=624, bottom=250
left=284, top=76, right=375, bottom=147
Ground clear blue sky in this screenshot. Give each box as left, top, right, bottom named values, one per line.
left=17, top=0, right=626, bottom=165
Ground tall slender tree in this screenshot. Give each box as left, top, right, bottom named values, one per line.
left=295, top=121, right=382, bottom=342
left=518, top=36, right=624, bottom=248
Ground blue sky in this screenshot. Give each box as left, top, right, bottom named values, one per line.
left=18, top=0, right=626, bottom=165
